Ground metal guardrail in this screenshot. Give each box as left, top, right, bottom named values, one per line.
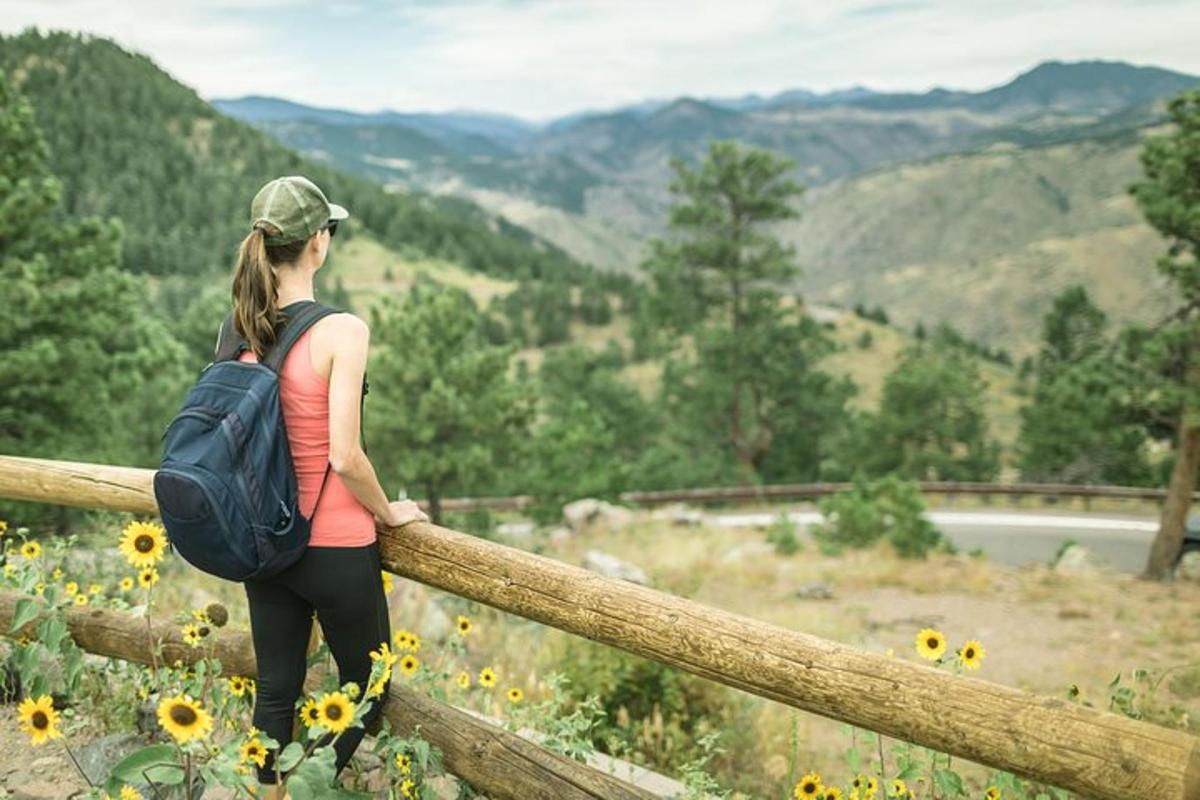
left=438, top=480, right=1182, bottom=512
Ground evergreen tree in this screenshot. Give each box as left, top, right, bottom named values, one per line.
left=852, top=340, right=1001, bottom=481
left=1016, top=286, right=1151, bottom=484
left=640, top=140, right=851, bottom=479
left=0, top=69, right=190, bottom=530
left=365, top=281, right=535, bottom=524
left=1130, top=90, right=1200, bottom=578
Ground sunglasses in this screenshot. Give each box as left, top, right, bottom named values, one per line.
left=323, top=219, right=339, bottom=238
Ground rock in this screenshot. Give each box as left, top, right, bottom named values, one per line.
left=1058, top=606, right=1091, bottom=620
left=651, top=503, right=705, bottom=527
left=1053, top=544, right=1106, bottom=575
left=581, top=550, right=648, bottom=585
left=496, top=520, right=535, bottom=543
left=28, top=757, right=60, bottom=773
left=75, top=732, right=147, bottom=785
left=1177, top=551, right=1200, bottom=582
left=546, top=526, right=572, bottom=548
left=562, top=499, right=634, bottom=532
left=794, top=582, right=834, bottom=600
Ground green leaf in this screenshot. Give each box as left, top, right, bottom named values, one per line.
left=9, top=598, right=38, bottom=633
left=276, top=741, right=305, bottom=772
left=933, top=769, right=966, bottom=797
left=109, top=743, right=184, bottom=785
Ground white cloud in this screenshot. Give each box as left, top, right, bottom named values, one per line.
left=1, top=0, right=1197, bottom=120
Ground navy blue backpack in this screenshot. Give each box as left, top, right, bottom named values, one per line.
left=153, top=300, right=366, bottom=581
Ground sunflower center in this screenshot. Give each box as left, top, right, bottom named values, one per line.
left=169, top=704, right=198, bottom=726
left=31, top=711, right=48, bottom=730
left=927, top=638, right=938, bottom=648
left=965, top=647, right=975, bottom=658
left=135, top=534, right=155, bottom=553
left=248, top=745, right=259, bottom=755
left=325, top=703, right=343, bottom=721
left=803, top=783, right=816, bottom=793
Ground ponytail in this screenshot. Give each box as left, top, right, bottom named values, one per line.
left=230, top=222, right=308, bottom=359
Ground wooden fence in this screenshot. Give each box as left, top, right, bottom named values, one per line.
left=438, top=480, right=1188, bottom=512
left=1, top=455, right=1198, bottom=800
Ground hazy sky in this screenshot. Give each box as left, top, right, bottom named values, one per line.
left=2, top=0, right=1198, bottom=121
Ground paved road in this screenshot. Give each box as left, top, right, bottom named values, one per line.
left=709, top=509, right=1160, bottom=573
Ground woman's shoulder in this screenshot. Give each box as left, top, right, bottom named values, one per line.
left=313, top=310, right=369, bottom=340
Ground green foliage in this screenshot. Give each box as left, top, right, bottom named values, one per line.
left=366, top=280, right=535, bottom=522
left=764, top=512, right=801, bottom=556
left=1017, top=285, right=1154, bottom=484
left=638, top=141, right=855, bottom=482
left=0, top=67, right=192, bottom=531
left=811, top=475, right=944, bottom=559
left=841, top=339, right=1001, bottom=481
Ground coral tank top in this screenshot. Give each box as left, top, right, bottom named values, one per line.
left=237, top=325, right=376, bottom=547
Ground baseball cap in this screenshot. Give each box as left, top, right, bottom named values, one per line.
left=250, top=175, right=350, bottom=245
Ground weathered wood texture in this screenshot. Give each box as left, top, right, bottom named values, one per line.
left=2, top=455, right=1199, bottom=800
left=0, top=590, right=656, bottom=800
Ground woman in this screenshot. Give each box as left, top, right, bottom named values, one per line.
left=229, top=175, right=428, bottom=795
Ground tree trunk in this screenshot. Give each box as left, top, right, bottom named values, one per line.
left=426, top=481, right=443, bottom=526
left=1144, top=414, right=1200, bottom=579
left=1144, top=324, right=1200, bottom=581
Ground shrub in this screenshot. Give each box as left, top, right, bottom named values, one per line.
left=811, top=475, right=944, bottom=558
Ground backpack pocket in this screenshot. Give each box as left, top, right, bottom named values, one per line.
left=153, top=464, right=259, bottom=581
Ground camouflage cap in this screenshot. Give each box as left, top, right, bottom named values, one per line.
left=250, top=175, right=349, bottom=245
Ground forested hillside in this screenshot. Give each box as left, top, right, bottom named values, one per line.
left=0, top=29, right=593, bottom=285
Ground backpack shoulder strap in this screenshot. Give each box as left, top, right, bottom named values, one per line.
left=263, top=301, right=340, bottom=373
left=214, top=311, right=246, bottom=362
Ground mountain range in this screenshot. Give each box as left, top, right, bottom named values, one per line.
left=215, top=59, right=1197, bottom=353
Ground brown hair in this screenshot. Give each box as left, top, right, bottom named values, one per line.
left=230, top=222, right=310, bottom=359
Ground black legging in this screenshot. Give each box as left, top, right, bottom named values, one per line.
left=243, top=541, right=392, bottom=784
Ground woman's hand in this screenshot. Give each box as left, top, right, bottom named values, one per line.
left=376, top=499, right=429, bottom=529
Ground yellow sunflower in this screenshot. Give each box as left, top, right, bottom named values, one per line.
left=381, top=570, right=393, bottom=594
left=793, top=772, right=823, bottom=799
left=240, top=737, right=267, bottom=768
left=957, top=639, right=986, bottom=670
left=119, top=577, right=134, bottom=592
left=346, top=682, right=361, bottom=700
left=316, top=691, right=354, bottom=734
left=456, top=670, right=470, bottom=689
left=395, top=752, right=412, bottom=774
left=890, top=779, right=907, bottom=798
left=456, top=615, right=472, bottom=636
left=914, top=628, right=946, bottom=661
left=2, top=563, right=15, bottom=578
left=866, top=777, right=879, bottom=795
left=18, top=695, right=62, bottom=745
left=65, top=581, right=78, bottom=596
left=88, top=583, right=103, bottom=596
left=191, top=608, right=210, bottom=623
left=156, top=695, right=213, bottom=744
left=398, top=654, right=420, bottom=676
left=985, top=788, right=1001, bottom=800
left=399, top=779, right=415, bottom=799
left=120, top=786, right=142, bottom=800
left=73, top=593, right=88, bottom=606
left=20, top=540, right=41, bottom=559
left=51, top=567, right=63, bottom=580
left=393, top=629, right=422, bottom=653
left=827, top=789, right=845, bottom=800
left=299, top=697, right=321, bottom=727
left=181, top=623, right=202, bottom=647
left=227, top=676, right=248, bottom=697
left=119, top=521, right=168, bottom=568
left=506, top=687, right=523, bottom=704
left=478, top=666, right=496, bottom=688
left=0, top=520, right=6, bottom=535
left=138, top=568, right=159, bottom=589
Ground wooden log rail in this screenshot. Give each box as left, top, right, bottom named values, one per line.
left=1, top=455, right=1198, bottom=800
left=0, top=590, right=655, bottom=800
left=439, top=480, right=1187, bottom=512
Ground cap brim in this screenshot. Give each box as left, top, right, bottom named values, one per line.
left=329, top=203, right=350, bottom=221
